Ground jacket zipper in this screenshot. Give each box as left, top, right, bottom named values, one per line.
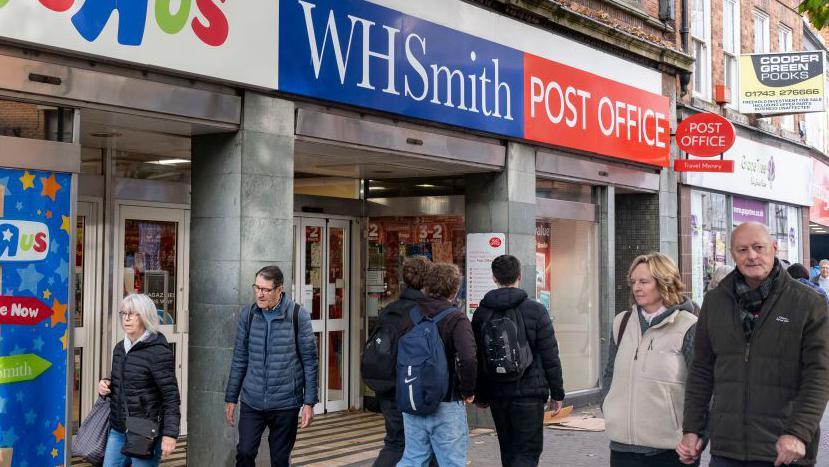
left=628, top=322, right=642, bottom=445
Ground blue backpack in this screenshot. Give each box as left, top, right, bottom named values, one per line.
left=395, top=306, right=456, bottom=415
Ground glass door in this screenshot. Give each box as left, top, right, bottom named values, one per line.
left=295, top=217, right=350, bottom=414
left=72, top=200, right=102, bottom=433
left=116, top=203, right=189, bottom=434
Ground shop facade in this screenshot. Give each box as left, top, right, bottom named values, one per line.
left=678, top=113, right=813, bottom=304
left=0, top=0, right=692, bottom=465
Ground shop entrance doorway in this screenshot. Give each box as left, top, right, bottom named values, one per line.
left=293, top=215, right=352, bottom=414
left=115, top=202, right=190, bottom=434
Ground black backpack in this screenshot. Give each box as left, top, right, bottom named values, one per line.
left=479, top=307, right=533, bottom=382
left=361, top=305, right=411, bottom=394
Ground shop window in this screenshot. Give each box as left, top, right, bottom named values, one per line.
left=366, top=216, right=466, bottom=324
left=0, top=98, right=73, bottom=142
left=123, top=220, right=178, bottom=325
left=769, top=202, right=801, bottom=265
left=535, top=219, right=599, bottom=392
left=690, top=191, right=728, bottom=304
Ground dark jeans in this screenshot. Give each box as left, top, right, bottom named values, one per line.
left=490, top=398, right=545, bottom=467
left=374, top=397, right=405, bottom=467
left=236, top=402, right=300, bottom=467
left=710, top=455, right=797, bottom=467
left=610, top=449, right=700, bottom=467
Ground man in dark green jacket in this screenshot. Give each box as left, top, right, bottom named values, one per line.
left=677, top=222, right=829, bottom=466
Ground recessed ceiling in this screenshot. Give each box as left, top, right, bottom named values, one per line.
left=295, top=139, right=499, bottom=179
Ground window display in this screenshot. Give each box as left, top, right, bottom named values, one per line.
left=366, top=216, right=465, bottom=322
left=690, top=191, right=727, bottom=304
left=769, top=202, right=800, bottom=265
left=535, top=219, right=599, bottom=392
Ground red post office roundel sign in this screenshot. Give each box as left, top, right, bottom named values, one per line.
left=675, top=113, right=736, bottom=157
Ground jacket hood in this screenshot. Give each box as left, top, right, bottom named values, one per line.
left=400, top=286, right=427, bottom=301
left=479, top=287, right=529, bottom=311
left=414, top=296, right=455, bottom=317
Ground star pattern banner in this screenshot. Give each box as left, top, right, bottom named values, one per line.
left=0, top=167, right=71, bottom=467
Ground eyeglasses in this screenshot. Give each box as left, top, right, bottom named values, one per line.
left=252, top=284, right=279, bottom=295
left=119, top=310, right=138, bottom=320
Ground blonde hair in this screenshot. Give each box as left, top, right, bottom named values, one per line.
left=120, top=293, right=161, bottom=334
left=628, top=253, right=686, bottom=307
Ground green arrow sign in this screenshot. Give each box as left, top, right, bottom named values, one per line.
left=0, top=353, right=52, bottom=384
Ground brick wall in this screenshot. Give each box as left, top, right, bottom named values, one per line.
left=0, top=101, right=46, bottom=140
left=677, top=0, right=806, bottom=138
left=614, top=193, right=661, bottom=313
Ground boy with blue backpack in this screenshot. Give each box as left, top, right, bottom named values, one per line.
left=397, top=263, right=477, bottom=467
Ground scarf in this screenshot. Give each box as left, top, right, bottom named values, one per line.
left=733, top=259, right=781, bottom=341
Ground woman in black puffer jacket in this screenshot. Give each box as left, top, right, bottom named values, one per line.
left=98, top=293, right=180, bottom=467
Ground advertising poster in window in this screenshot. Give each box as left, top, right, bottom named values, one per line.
left=0, top=167, right=71, bottom=466
left=535, top=222, right=552, bottom=311
left=739, top=51, right=825, bottom=114
left=465, top=233, right=506, bottom=318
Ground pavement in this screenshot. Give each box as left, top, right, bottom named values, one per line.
left=461, top=405, right=829, bottom=467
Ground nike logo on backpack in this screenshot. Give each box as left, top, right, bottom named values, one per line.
left=404, top=377, right=418, bottom=384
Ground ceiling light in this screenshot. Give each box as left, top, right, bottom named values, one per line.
left=368, top=186, right=387, bottom=191
left=147, top=159, right=191, bottom=165
left=416, top=184, right=437, bottom=188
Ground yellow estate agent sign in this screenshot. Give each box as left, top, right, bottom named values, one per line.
left=739, top=51, right=825, bottom=115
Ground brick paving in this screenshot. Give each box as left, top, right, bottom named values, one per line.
left=462, top=406, right=829, bottom=467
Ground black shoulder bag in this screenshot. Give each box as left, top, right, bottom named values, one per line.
left=120, top=349, right=161, bottom=459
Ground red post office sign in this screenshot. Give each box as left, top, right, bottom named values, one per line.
left=0, top=296, right=53, bottom=325
left=675, top=113, right=736, bottom=157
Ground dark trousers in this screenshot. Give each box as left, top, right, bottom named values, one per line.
left=490, top=398, right=545, bottom=467
left=236, top=402, right=300, bottom=467
left=610, top=449, right=700, bottom=467
left=374, top=398, right=405, bottom=467
left=710, top=455, right=798, bottom=467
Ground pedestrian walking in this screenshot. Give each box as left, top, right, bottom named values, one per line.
left=224, top=266, right=319, bottom=467
left=678, top=222, right=829, bottom=466
left=603, top=253, right=698, bottom=467
left=812, top=259, right=829, bottom=293
left=471, top=254, right=565, bottom=467
left=787, top=263, right=829, bottom=303
left=98, top=293, right=181, bottom=467
left=361, top=256, right=432, bottom=467
left=397, top=263, right=477, bottom=467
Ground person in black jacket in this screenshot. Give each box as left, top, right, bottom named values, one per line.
left=98, top=293, right=180, bottom=467
left=472, top=254, right=564, bottom=467
left=371, top=256, right=431, bottom=467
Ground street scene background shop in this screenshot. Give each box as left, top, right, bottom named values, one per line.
left=0, top=0, right=701, bottom=465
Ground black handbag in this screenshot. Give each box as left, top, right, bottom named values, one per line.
left=121, top=407, right=160, bottom=459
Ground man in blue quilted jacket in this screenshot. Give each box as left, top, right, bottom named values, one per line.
left=224, top=266, right=319, bottom=467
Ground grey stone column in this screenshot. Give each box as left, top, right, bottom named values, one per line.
left=464, top=141, right=535, bottom=428
left=188, top=92, right=295, bottom=466
left=464, top=141, right=537, bottom=297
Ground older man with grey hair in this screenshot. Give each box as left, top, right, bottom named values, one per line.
left=677, top=222, right=829, bottom=466
left=811, top=259, right=829, bottom=293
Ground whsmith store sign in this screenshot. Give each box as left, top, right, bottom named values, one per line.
left=0, top=0, right=671, bottom=166
left=279, top=0, right=670, bottom=166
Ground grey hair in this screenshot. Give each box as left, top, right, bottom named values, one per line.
left=820, top=259, right=829, bottom=267
left=120, top=293, right=160, bottom=334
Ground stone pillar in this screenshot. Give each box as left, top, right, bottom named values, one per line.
left=464, top=141, right=536, bottom=428
left=464, top=141, right=537, bottom=297
left=188, top=93, right=295, bottom=466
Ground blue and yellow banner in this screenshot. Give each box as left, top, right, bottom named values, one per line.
left=0, top=167, right=71, bottom=467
